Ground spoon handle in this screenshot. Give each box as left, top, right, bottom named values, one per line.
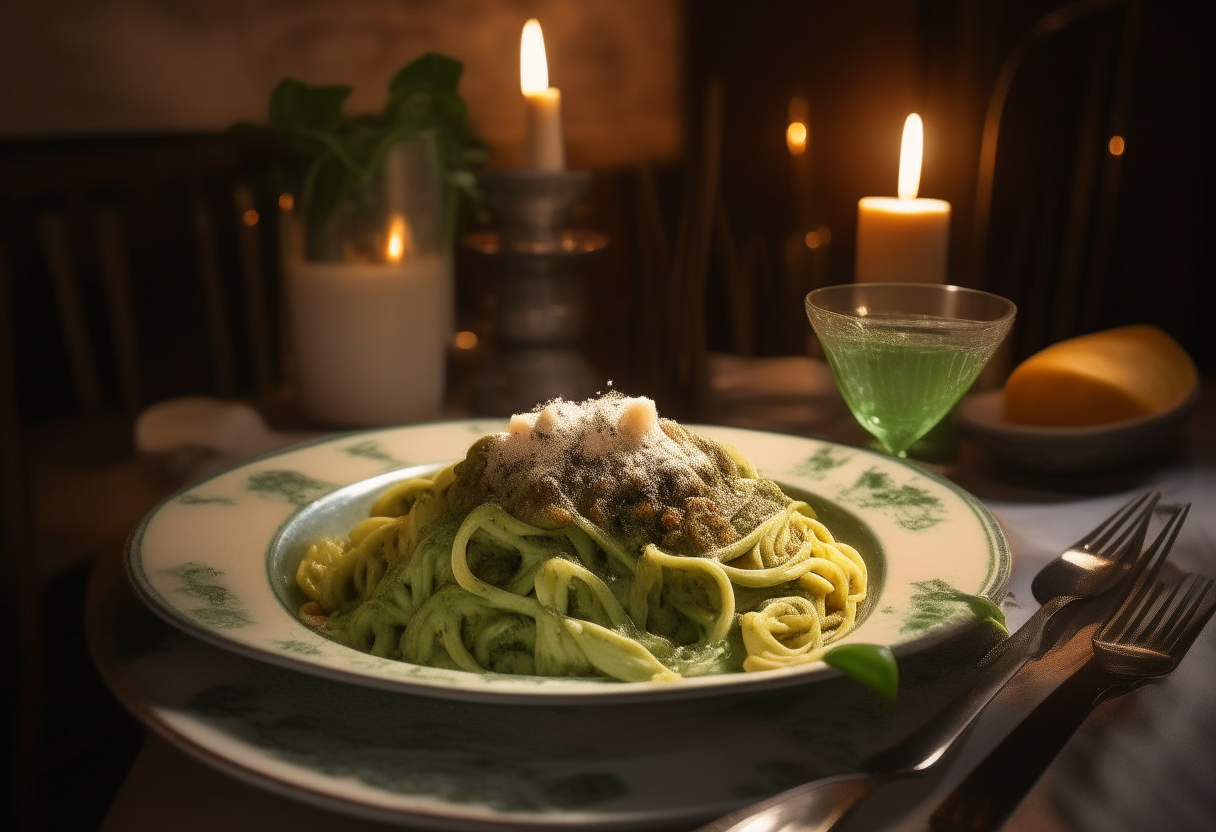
left=927, top=658, right=1135, bottom=832
left=694, top=773, right=876, bottom=832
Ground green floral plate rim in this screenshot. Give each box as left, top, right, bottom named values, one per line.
left=125, top=420, right=1010, bottom=704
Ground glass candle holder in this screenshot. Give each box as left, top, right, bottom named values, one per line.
left=283, top=139, right=451, bottom=426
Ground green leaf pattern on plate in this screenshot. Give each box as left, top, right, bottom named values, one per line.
left=791, top=447, right=856, bottom=480
left=186, top=672, right=629, bottom=812
left=902, top=579, right=1007, bottom=634
left=168, top=562, right=253, bottom=629
left=177, top=493, right=238, bottom=507
left=340, top=440, right=405, bottom=468
left=246, top=469, right=336, bottom=507
left=837, top=467, right=946, bottom=531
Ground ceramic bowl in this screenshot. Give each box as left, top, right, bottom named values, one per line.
left=955, top=387, right=1198, bottom=473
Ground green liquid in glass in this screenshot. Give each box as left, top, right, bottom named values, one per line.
left=814, top=313, right=1002, bottom=456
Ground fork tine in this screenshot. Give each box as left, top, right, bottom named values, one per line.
left=1078, top=490, right=1160, bottom=552
left=1152, top=576, right=1200, bottom=647
left=1159, top=577, right=1216, bottom=654
left=934, top=568, right=1215, bottom=832
left=1097, top=503, right=1190, bottom=640
left=1093, top=497, right=1158, bottom=570
left=1176, top=580, right=1216, bottom=653
left=1123, top=502, right=1188, bottom=590
left=1137, top=581, right=1182, bottom=644
left=1032, top=491, right=1162, bottom=604
left=1102, top=581, right=1167, bottom=644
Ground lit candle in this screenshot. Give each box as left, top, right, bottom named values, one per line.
left=520, top=18, right=565, bottom=170
left=284, top=144, right=448, bottom=427
left=855, top=113, right=951, bottom=283
left=287, top=219, right=446, bottom=427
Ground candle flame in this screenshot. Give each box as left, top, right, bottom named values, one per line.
left=786, top=121, right=808, bottom=156
left=787, top=95, right=810, bottom=156
left=386, top=213, right=412, bottom=263
left=898, top=113, right=924, bottom=200
left=520, top=19, right=549, bottom=93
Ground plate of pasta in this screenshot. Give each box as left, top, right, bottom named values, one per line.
left=126, top=395, right=1009, bottom=704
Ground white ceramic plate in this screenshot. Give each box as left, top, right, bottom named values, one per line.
left=94, top=547, right=1002, bottom=831
left=126, top=420, right=1009, bottom=704
left=956, top=388, right=1198, bottom=473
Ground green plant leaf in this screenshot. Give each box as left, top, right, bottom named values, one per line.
left=389, top=52, right=463, bottom=96
left=961, top=594, right=1008, bottom=634
left=260, top=51, right=483, bottom=231
left=303, top=157, right=350, bottom=226
left=824, top=644, right=899, bottom=702
left=903, top=579, right=1009, bottom=635
left=269, top=79, right=352, bottom=134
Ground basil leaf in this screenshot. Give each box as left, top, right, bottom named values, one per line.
left=303, top=158, right=348, bottom=227
left=261, top=52, right=482, bottom=229
left=269, top=79, right=351, bottom=134
left=961, top=594, right=1008, bottom=634
left=390, top=52, right=463, bottom=96
left=905, top=579, right=1009, bottom=636
left=824, top=644, right=899, bottom=702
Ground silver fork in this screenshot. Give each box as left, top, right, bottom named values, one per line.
left=1030, top=489, right=1163, bottom=605
left=864, top=490, right=1162, bottom=776
left=694, top=493, right=1167, bottom=832
left=930, top=552, right=1216, bottom=831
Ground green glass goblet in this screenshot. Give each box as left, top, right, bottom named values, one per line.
left=806, top=283, right=1016, bottom=457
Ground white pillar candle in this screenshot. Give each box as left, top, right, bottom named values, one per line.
left=520, top=18, right=565, bottom=171
left=855, top=114, right=951, bottom=283
left=287, top=253, right=447, bottom=427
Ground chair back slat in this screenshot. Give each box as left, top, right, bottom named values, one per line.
left=1048, top=23, right=1123, bottom=345
left=0, top=234, right=41, bottom=831
left=2, top=133, right=286, bottom=424
left=93, top=207, right=142, bottom=413
left=970, top=0, right=1141, bottom=365
left=1, top=239, right=23, bottom=446
left=38, top=211, right=104, bottom=415
left=189, top=188, right=236, bottom=397
left=233, top=185, right=275, bottom=398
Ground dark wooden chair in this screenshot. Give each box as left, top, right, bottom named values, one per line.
left=0, top=131, right=286, bottom=829
left=969, top=0, right=1143, bottom=364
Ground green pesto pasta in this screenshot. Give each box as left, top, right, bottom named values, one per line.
left=295, top=395, right=867, bottom=682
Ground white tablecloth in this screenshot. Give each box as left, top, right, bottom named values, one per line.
left=104, top=360, right=1215, bottom=831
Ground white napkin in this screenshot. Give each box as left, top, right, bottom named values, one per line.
left=134, top=397, right=319, bottom=484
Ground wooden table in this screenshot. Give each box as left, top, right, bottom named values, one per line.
left=91, top=357, right=1216, bottom=831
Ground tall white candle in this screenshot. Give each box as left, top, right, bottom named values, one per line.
left=520, top=18, right=565, bottom=171
left=287, top=250, right=448, bottom=426
left=855, top=114, right=951, bottom=283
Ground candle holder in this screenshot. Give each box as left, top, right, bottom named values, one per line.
left=466, top=169, right=606, bottom=416
left=283, top=139, right=450, bottom=426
